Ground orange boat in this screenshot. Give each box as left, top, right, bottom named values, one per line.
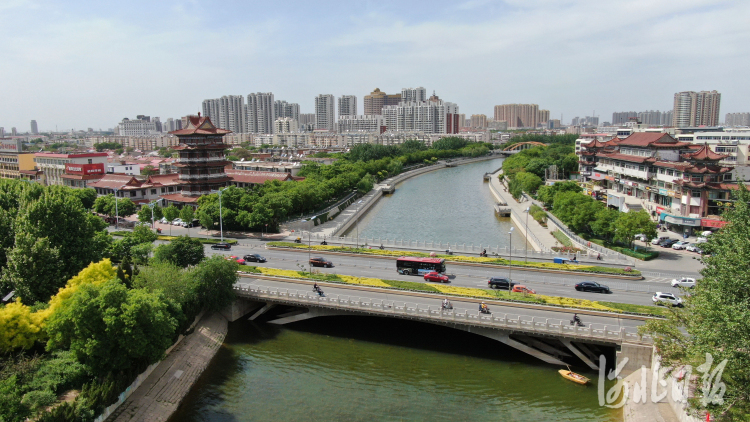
left=559, top=369, right=590, bottom=385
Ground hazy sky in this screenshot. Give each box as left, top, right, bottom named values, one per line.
left=2, top=0, right=748, bottom=132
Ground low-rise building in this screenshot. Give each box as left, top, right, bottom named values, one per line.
left=34, top=152, right=109, bottom=186
left=0, top=139, right=37, bottom=180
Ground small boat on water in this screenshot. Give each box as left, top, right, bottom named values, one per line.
left=559, top=369, right=590, bottom=385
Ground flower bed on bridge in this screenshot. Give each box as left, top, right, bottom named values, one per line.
left=242, top=265, right=666, bottom=317
left=266, top=242, right=642, bottom=277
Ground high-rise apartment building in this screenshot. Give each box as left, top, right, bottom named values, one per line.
left=274, top=117, right=299, bottom=134
left=274, top=100, right=300, bottom=122
left=364, top=88, right=401, bottom=115
left=493, top=104, right=539, bottom=129
left=315, top=94, right=335, bottom=131
left=247, top=92, right=275, bottom=134
left=612, top=110, right=672, bottom=126
left=202, top=96, right=248, bottom=132
left=672, top=90, right=721, bottom=128
left=117, top=117, right=157, bottom=136
left=458, top=114, right=466, bottom=128
left=11, top=128, right=17, bottom=136
left=612, top=111, right=638, bottom=125
left=401, top=87, right=427, bottom=103
left=30, top=120, right=38, bottom=135
left=470, top=114, right=487, bottom=129
left=538, top=110, right=550, bottom=126
left=382, top=96, right=459, bottom=134
left=338, top=95, right=357, bottom=117
left=725, top=112, right=750, bottom=127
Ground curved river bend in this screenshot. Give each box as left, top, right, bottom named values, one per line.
left=173, top=159, right=621, bottom=421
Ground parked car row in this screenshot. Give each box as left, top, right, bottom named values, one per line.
left=157, top=217, right=200, bottom=228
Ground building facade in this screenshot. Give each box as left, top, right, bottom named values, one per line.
left=275, top=100, right=300, bottom=122
left=672, top=90, right=721, bottom=128
left=725, top=112, right=750, bottom=127
left=338, top=95, right=357, bottom=117
left=382, top=97, right=459, bottom=134
left=170, top=115, right=232, bottom=198
left=494, top=104, right=539, bottom=129
left=274, top=117, right=299, bottom=134
left=363, top=88, right=401, bottom=115
left=470, top=114, right=487, bottom=129
left=315, top=94, right=335, bottom=131
left=30, top=120, right=38, bottom=135
left=337, top=115, right=385, bottom=133
left=0, top=139, right=36, bottom=180
left=117, top=117, right=158, bottom=136
left=247, top=92, right=275, bottom=134
left=34, top=152, right=109, bottom=186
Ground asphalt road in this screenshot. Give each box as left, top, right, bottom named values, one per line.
left=204, top=241, right=696, bottom=307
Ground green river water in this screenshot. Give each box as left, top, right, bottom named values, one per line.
left=173, top=317, right=621, bottom=421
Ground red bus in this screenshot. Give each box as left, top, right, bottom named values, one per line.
left=396, top=257, right=446, bottom=276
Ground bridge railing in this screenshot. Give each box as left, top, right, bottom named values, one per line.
left=234, top=285, right=653, bottom=345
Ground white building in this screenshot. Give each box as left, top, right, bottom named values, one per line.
left=34, top=152, right=109, bottom=186
left=315, top=94, right=335, bottom=131
left=275, top=117, right=299, bottom=134
left=117, top=117, right=158, bottom=136
left=382, top=99, right=459, bottom=134
left=275, top=100, right=300, bottom=122
left=401, top=87, right=427, bottom=103
left=247, top=92, right=275, bottom=134
left=338, top=95, right=357, bottom=117
left=337, top=115, right=385, bottom=133
left=107, top=163, right=141, bottom=176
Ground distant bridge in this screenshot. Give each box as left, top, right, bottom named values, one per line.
left=227, top=277, right=654, bottom=374
left=502, top=141, right=547, bottom=152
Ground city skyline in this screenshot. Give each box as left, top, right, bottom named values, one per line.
left=1, top=0, right=748, bottom=130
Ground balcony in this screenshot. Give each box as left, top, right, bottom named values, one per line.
left=179, top=173, right=227, bottom=180
left=177, top=156, right=226, bottom=164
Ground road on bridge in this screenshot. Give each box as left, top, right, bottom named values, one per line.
left=204, top=241, right=695, bottom=307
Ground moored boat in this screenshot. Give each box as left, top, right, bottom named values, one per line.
left=558, top=369, right=590, bottom=385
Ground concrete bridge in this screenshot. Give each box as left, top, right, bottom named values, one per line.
left=228, top=277, right=655, bottom=375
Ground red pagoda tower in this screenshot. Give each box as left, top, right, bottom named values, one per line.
left=169, top=114, right=232, bottom=198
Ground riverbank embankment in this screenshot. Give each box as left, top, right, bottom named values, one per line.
left=103, top=312, right=228, bottom=422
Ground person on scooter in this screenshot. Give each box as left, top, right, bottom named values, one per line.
left=313, top=282, right=321, bottom=294
left=479, top=301, right=488, bottom=312
left=442, top=298, right=449, bottom=309
left=481, top=249, right=487, bottom=257
left=572, top=313, right=582, bottom=325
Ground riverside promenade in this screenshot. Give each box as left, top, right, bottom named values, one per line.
left=104, top=312, right=228, bottom=422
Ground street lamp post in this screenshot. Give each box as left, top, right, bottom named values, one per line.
left=217, top=186, right=230, bottom=243
left=147, top=198, right=163, bottom=230
left=524, top=207, right=530, bottom=263
left=113, top=188, right=119, bottom=229
left=508, top=227, right=514, bottom=280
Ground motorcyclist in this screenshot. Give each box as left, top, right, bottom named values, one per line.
left=481, top=249, right=487, bottom=257
left=321, top=240, right=328, bottom=245
left=313, top=282, right=321, bottom=293
left=573, top=313, right=582, bottom=325
left=479, top=301, right=488, bottom=312
left=442, top=298, right=449, bottom=309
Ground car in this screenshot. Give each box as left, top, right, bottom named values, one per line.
left=685, top=243, right=700, bottom=252
left=696, top=237, right=709, bottom=243
left=172, top=218, right=183, bottom=225
left=660, top=239, right=680, bottom=248
left=700, top=230, right=714, bottom=237
left=512, top=285, right=536, bottom=294
left=423, top=271, right=449, bottom=283
left=574, top=281, right=610, bottom=293
left=651, top=236, right=670, bottom=245
left=159, top=217, right=169, bottom=224
left=487, top=277, right=516, bottom=290
left=211, top=242, right=232, bottom=250
left=227, top=256, right=245, bottom=265
left=634, top=234, right=648, bottom=242
left=243, top=253, right=267, bottom=263
left=309, top=257, right=333, bottom=268
left=672, top=241, right=690, bottom=250
left=653, top=292, right=683, bottom=307
left=671, top=277, right=696, bottom=288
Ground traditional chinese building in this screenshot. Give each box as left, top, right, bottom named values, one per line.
left=577, top=132, right=737, bottom=234
left=166, top=114, right=232, bottom=205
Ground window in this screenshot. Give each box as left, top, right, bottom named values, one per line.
left=667, top=170, right=674, bottom=176
left=639, top=165, right=645, bottom=171
left=151, top=189, right=157, bottom=194
left=692, top=175, right=703, bottom=182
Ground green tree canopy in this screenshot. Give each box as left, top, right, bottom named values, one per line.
left=45, top=279, right=180, bottom=376
left=641, top=184, right=750, bottom=419
left=612, top=210, right=656, bottom=248
left=93, top=194, right=136, bottom=218
left=152, top=235, right=204, bottom=268
left=185, top=256, right=238, bottom=312
left=0, top=233, right=62, bottom=304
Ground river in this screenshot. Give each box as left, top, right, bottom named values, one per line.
left=173, top=317, right=620, bottom=421
left=345, top=157, right=528, bottom=248
left=171, top=158, right=621, bottom=421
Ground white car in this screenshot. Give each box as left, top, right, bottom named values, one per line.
left=696, top=237, right=709, bottom=243
left=634, top=234, right=647, bottom=242
left=651, top=236, right=670, bottom=245
left=653, top=292, right=683, bottom=307
left=700, top=231, right=714, bottom=237
left=159, top=217, right=169, bottom=224
left=672, top=241, right=690, bottom=250
left=671, top=277, right=696, bottom=288
left=172, top=218, right=183, bottom=225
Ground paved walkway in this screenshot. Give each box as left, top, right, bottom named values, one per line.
left=105, top=312, right=228, bottom=422
left=622, top=368, right=682, bottom=422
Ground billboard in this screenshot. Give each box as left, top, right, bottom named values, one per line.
left=65, top=163, right=105, bottom=175
left=0, top=139, right=23, bottom=153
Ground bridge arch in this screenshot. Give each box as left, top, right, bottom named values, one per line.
left=502, top=141, right=546, bottom=152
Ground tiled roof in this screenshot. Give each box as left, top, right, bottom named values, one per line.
left=146, top=173, right=181, bottom=187
left=225, top=170, right=294, bottom=184
left=615, top=133, right=688, bottom=147
left=160, top=193, right=201, bottom=203
left=87, top=174, right=143, bottom=190
left=681, top=143, right=728, bottom=161
left=169, top=115, right=231, bottom=135
left=35, top=152, right=108, bottom=158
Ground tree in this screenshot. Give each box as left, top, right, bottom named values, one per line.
left=45, top=280, right=179, bottom=376
left=552, top=191, right=596, bottom=231
left=70, top=188, right=97, bottom=210
left=642, top=184, right=750, bottom=420
left=137, top=204, right=162, bottom=225
left=612, top=210, right=656, bottom=248
left=431, top=137, right=468, bottom=150
left=142, top=165, right=158, bottom=176
left=180, top=206, right=195, bottom=235
left=514, top=171, right=544, bottom=195
left=1, top=233, right=62, bottom=305
left=590, top=207, right=619, bottom=241
left=537, top=181, right=582, bottom=208
left=163, top=205, right=180, bottom=235
left=185, top=256, right=238, bottom=312
left=152, top=235, right=204, bottom=268
left=92, top=194, right=136, bottom=218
